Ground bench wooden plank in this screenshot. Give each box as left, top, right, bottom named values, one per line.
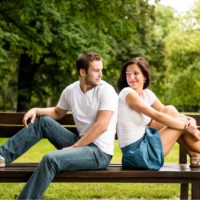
left=0, top=163, right=200, bottom=183
left=0, top=112, right=199, bottom=138
left=0, top=112, right=78, bottom=137
left=0, top=126, right=78, bottom=137
left=0, top=113, right=199, bottom=126
left=192, top=181, right=200, bottom=199
left=0, top=112, right=75, bottom=125
left=1, top=113, right=198, bottom=124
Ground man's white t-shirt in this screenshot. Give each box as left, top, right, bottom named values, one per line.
left=57, top=80, right=118, bottom=155
left=117, top=87, right=157, bottom=148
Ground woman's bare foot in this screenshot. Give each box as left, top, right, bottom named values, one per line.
left=190, top=157, right=200, bottom=168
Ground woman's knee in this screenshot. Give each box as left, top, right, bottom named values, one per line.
left=188, top=116, right=197, bottom=125
left=162, top=105, right=178, bottom=117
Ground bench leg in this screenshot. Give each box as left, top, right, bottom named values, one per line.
left=192, top=181, right=200, bottom=200
left=180, top=183, right=189, bottom=200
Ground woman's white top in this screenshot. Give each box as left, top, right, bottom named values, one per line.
left=117, top=87, right=157, bottom=148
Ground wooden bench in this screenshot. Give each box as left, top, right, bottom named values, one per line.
left=0, top=112, right=200, bottom=199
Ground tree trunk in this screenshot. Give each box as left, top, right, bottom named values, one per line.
left=17, top=54, right=39, bottom=111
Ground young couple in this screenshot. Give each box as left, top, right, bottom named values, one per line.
left=0, top=51, right=200, bottom=199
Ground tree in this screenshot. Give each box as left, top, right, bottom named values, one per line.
left=0, top=0, right=91, bottom=110
left=146, top=3, right=175, bottom=102
left=0, top=0, right=157, bottom=111
left=164, top=1, right=200, bottom=111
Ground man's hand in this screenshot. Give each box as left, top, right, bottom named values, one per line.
left=23, top=108, right=37, bottom=128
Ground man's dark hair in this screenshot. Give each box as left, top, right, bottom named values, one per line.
left=76, top=51, right=102, bottom=75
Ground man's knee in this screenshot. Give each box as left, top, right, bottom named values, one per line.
left=38, top=116, right=53, bottom=125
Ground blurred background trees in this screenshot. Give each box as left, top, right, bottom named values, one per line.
left=0, top=0, right=199, bottom=111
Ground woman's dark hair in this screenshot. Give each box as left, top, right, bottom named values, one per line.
left=76, top=51, right=102, bottom=75
left=117, top=57, right=151, bottom=92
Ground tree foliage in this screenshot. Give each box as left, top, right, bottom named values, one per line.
left=0, top=0, right=157, bottom=111
left=148, top=4, right=175, bottom=102
left=164, top=1, right=200, bottom=111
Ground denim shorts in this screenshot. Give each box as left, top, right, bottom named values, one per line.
left=121, top=127, right=164, bottom=170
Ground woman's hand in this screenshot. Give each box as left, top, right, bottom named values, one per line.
left=185, top=122, right=200, bottom=140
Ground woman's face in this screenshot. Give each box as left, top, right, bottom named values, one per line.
left=126, top=64, right=146, bottom=90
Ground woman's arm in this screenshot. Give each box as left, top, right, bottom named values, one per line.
left=151, top=98, right=165, bottom=112
left=126, top=90, right=186, bottom=130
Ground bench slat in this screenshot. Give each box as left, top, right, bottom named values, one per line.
left=0, top=163, right=200, bottom=183
left=0, top=126, right=23, bottom=137
left=1, top=112, right=199, bottom=124
left=0, top=126, right=78, bottom=137
left=0, top=112, right=75, bottom=125
left=0, top=112, right=78, bottom=137
left=0, top=113, right=199, bottom=138
left=0, top=112, right=24, bottom=124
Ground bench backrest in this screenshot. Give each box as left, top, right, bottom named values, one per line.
left=0, top=112, right=200, bottom=163
left=0, top=112, right=78, bottom=137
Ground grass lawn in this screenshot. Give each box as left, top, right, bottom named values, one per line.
left=0, top=139, right=186, bottom=200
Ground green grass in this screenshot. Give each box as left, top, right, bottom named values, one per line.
left=0, top=139, right=183, bottom=200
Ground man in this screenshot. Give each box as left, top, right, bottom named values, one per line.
left=0, top=51, right=118, bottom=199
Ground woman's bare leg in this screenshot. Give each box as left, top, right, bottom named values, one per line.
left=149, top=105, right=179, bottom=131
left=149, top=105, right=200, bottom=161
left=180, top=134, right=200, bottom=165
left=159, top=126, right=183, bottom=156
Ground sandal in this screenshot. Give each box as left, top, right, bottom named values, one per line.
left=190, top=157, right=200, bottom=168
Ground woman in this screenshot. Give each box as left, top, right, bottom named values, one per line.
left=117, top=57, right=200, bottom=170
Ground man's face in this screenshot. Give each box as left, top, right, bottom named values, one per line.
left=84, top=60, right=103, bottom=86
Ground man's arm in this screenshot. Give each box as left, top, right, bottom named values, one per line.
left=70, top=110, right=113, bottom=148
left=23, top=106, right=67, bottom=128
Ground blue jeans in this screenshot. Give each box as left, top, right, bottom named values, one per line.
left=0, top=116, right=112, bottom=199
